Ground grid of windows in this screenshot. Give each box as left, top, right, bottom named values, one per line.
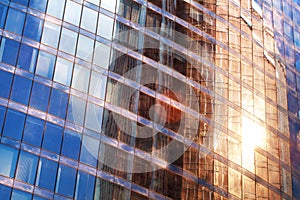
left=0, top=0, right=299, bottom=199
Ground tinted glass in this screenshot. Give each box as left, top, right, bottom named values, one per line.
left=0, top=37, right=20, bottom=66
left=29, top=0, right=47, bottom=12
left=80, top=6, right=98, bottom=32
left=0, top=4, right=8, bottom=29
left=61, top=129, right=81, bottom=160
left=76, top=34, right=94, bottom=62
left=0, top=144, right=18, bottom=178
left=29, top=82, right=50, bottom=112
left=0, top=184, right=11, bottom=200
left=3, top=109, right=26, bottom=140
left=53, top=57, right=73, bottom=86
left=17, top=43, right=38, bottom=72
left=46, top=0, right=65, bottom=19
left=10, top=75, right=32, bottom=105
left=36, top=158, right=58, bottom=191
left=71, top=64, right=90, bottom=93
left=80, top=135, right=99, bottom=167
left=5, top=8, right=25, bottom=35
left=0, top=106, right=5, bottom=133
left=23, top=116, right=44, bottom=147
left=89, top=70, right=107, bottom=99
left=23, top=14, right=43, bottom=41
left=67, top=95, right=86, bottom=126
left=75, top=171, right=95, bottom=200
left=35, top=51, right=56, bottom=79
left=55, top=164, right=77, bottom=198
left=11, top=189, right=32, bottom=200
left=48, top=88, right=68, bottom=119
left=11, top=0, right=29, bottom=6
left=15, top=151, right=38, bottom=184
left=85, top=102, right=103, bottom=132
left=64, top=0, right=81, bottom=26
left=59, top=28, right=78, bottom=55
left=41, top=21, right=61, bottom=48
left=42, top=122, right=63, bottom=154
left=93, top=42, right=111, bottom=68
left=0, top=70, right=13, bottom=98
left=97, top=14, right=114, bottom=40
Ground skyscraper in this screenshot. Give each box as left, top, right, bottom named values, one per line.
left=0, top=0, right=299, bottom=199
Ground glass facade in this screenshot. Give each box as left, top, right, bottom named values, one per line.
left=0, top=0, right=299, bottom=199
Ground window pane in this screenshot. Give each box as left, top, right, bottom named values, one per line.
left=5, top=8, right=26, bottom=35
left=41, top=21, right=61, bottom=48
left=87, top=0, right=99, bottom=6
left=29, top=0, right=47, bottom=12
left=55, top=164, right=76, bottom=198
left=0, top=144, right=18, bottom=178
left=81, top=6, right=98, bottom=32
left=10, top=75, right=32, bottom=105
left=67, top=95, right=86, bottom=126
left=36, top=158, right=58, bottom=191
left=42, top=122, right=63, bottom=154
left=23, top=116, right=44, bottom=147
left=84, top=102, right=103, bottom=132
left=0, top=37, right=20, bottom=66
left=59, top=28, right=78, bottom=55
left=93, top=42, right=111, bottom=68
left=0, top=4, right=8, bottom=29
left=17, top=43, right=38, bottom=72
left=29, top=82, right=50, bottom=112
left=0, top=184, right=11, bottom=200
left=61, top=129, right=81, bottom=160
left=97, top=14, right=114, bottom=40
left=0, top=106, right=5, bottom=133
left=76, top=34, right=94, bottom=62
left=33, top=196, right=48, bottom=200
left=80, top=135, right=99, bottom=167
left=11, top=189, right=32, bottom=200
left=35, top=51, right=56, bottom=79
left=64, top=0, right=81, bottom=26
left=48, top=88, right=68, bottom=119
left=101, top=0, right=117, bottom=12
left=11, top=0, right=29, bottom=6
left=23, top=14, right=43, bottom=42
left=46, top=0, right=65, bottom=19
left=71, top=64, right=90, bottom=93
left=0, top=70, right=13, bottom=99
left=75, top=171, right=95, bottom=200
left=3, top=109, right=26, bottom=140
left=15, top=151, right=38, bottom=184
left=53, top=57, right=73, bottom=86
left=89, top=70, right=107, bottom=99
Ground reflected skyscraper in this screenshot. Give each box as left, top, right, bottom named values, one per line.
left=0, top=0, right=299, bottom=199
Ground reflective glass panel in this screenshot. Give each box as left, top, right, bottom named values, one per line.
left=89, top=70, right=107, bottom=99
left=17, top=43, right=38, bottom=72
left=71, top=64, right=90, bottom=93
left=11, top=0, right=29, bottom=6
left=0, top=184, right=11, bottom=200
left=29, top=82, right=50, bottom=112
left=93, top=42, right=111, bottom=68
left=84, top=102, right=103, bottom=132
left=0, top=144, right=18, bottom=178
left=87, top=0, right=100, bottom=6
left=0, top=37, right=20, bottom=66
left=23, top=14, right=43, bottom=41
left=48, top=88, right=68, bottom=119
left=29, top=0, right=47, bottom=12
left=36, top=158, right=58, bottom=191
left=11, top=189, right=32, bottom=200
left=5, top=8, right=26, bottom=35
left=42, top=122, right=63, bottom=154
left=67, top=95, right=86, bottom=126
left=59, top=28, right=78, bottom=55
left=23, top=116, right=44, bottom=147
left=76, top=34, right=94, bottom=62
left=46, top=0, right=65, bottom=19
left=0, top=4, right=7, bottom=29
left=75, top=171, right=95, bottom=200
left=80, top=135, right=99, bottom=167
left=41, top=21, right=61, bottom=48
left=15, top=151, right=38, bottom=184
left=55, top=164, right=77, bottom=198
left=53, top=57, right=73, bottom=86
left=97, top=14, right=114, bottom=40
left=35, top=51, right=56, bottom=79
left=10, top=75, right=32, bottom=105
left=0, top=69, right=13, bottom=99
left=0, top=106, right=5, bottom=133
left=101, top=0, right=117, bottom=12
left=3, top=109, right=26, bottom=140
left=80, top=6, right=98, bottom=33
left=64, top=0, right=81, bottom=26
left=61, top=129, right=81, bottom=160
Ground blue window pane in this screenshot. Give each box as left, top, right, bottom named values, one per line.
left=80, top=135, right=99, bottom=167
left=33, top=196, right=48, bottom=200
left=0, top=70, right=13, bottom=98
left=11, top=0, right=29, bottom=6
left=17, top=43, right=38, bottom=72
left=0, top=106, right=5, bottom=133
left=53, top=57, right=73, bottom=86
left=36, top=158, right=58, bottom=191
left=10, top=75, right=32, bottom=105
left=75, top=171, right=95, bottom=200
left=0, top=4, right=8, bottom=29
left=67, top=95, right=86, bottom=126
left=0, top=184, right=11, bottom=200
left=48, top=89, right=68, bottom=119
left=11, top=189, right=32, bottom=200
left=15, top=151, right=38, bottom=184
left=23, top=116, right=44, bottom=147
left=42, top=122, right=63, bottom=154
left=29, top=82, right=50, bottom=112
left=35, top=51, right=56, bottom=79
left=55, top=165, right=76, bottom=198
left=23, top=14, right=43, bottom=41
left=46, top=0, right=65, bottom=19
left=0, top=37, right=20, bottom=66
left=61, top=129, right=81, bottom=160
left=29, top=0, right=47, bottom=12
left=3, top=109, right=26, bottom=141
left=0, top=144, right=18, bottom=178
left=5, top=8, right=26, bottom=35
